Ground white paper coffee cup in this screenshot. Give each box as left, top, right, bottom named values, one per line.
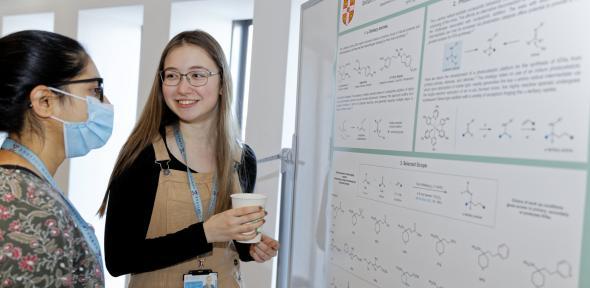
left=231, top=193, right=267, bottom=243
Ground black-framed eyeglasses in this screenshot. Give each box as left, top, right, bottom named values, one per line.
left=51, top=77, right=104, bottom=102
left=160, top=69, right=220, bottom=87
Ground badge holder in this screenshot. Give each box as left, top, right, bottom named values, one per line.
left=183, top=270, right=218, bottom=288
left=183, top=259, right=218, bottom=288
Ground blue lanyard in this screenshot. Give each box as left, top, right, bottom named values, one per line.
left=173, top=125, right=217, bottom=222
left=1, top=139, right=104, bottom=275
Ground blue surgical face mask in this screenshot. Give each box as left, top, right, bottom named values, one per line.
left=48, top=87, right=114, bottom=158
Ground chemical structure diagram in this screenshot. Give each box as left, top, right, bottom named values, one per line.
left=353, top=59, right=377, bottom=78
left=357, top=167, right=405, bottom=202
left=428, top=279, right=445, bottom=288
left=523, top=260, right=572, bottom=288
left=526, top=22, right=547, bottom=53
left=330, top=240, right=390, bottom=276
left=331, top=200, right=346, bottom=219
left=370, top=214, right=391, bottom=234
left=421, top=106, right=450, bottom=151
left=373, top=119, right=386, bottom=139
left=472, top=243, right=510, bottom=270
left=330, top=277, right=350, bottom=288
left=443, top=41, right=462, bottom=71
left=338, top=118, right=392, bottom=141
left=398, top=223, right=423, bottom=245
left=377, top=176, right=387, bottom=196
left=461, top=181, right=486, bottom=210
left=462, top=119, right=475, bottom=137
left=338, top=62, right=352, bottom=81
left=430, top=233, right=456, bottom=256
left=360, top=172, right=371, bottom=193
left=498, top=118, right=514, bottom=139
left=379, top=48, right=417, bottom=72
left=483, top=33, right=499, bottom=56
left=396, top=266, right=420, bottom=287
left=544, top=117, right=574, bottom=144
left=348, top=207, right=365, bottom=226
left=338, top=120, right=351, bottom=140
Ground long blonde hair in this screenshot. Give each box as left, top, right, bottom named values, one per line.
left=98, top=30, right=242, bottom=216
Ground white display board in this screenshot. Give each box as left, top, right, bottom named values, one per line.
left=327, top=0, right=590, bottom=287
left=289, top=0, right=338, bottom=287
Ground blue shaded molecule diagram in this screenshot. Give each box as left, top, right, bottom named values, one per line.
left=443, top=41, right=462, bottom=71
left=421, top=106, right=450, bottom=151
left=544, top=117, right=574, bottom=144
left=472, top=243, right=510, bottom=270
left=523, top=260, right=572, bottom=288
left=396, top=266, right=420, bottom=287
left=461, top=181, right=486, bottom=210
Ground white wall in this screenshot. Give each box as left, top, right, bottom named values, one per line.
left=2, top=12, right=53, bottom=36
left=243, top=0, right=294, bottom=287
left=69, top=5, right=143, bottom=288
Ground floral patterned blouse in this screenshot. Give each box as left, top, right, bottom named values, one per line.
left=0, top=166, right=104, bottom=288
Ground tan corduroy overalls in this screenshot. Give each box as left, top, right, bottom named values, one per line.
left=129, top=136, right=241, bottom=288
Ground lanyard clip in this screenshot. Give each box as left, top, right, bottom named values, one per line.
left=198, top=258, right=205, bottom=269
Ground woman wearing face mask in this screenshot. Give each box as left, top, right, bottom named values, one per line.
left=0, top=30, right=112, bottom=287
left=99, top=30, right=278, bottom=287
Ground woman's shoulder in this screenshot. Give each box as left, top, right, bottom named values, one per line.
left=0, top=166, right=104, bottom=287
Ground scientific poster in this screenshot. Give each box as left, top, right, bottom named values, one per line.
left=330, top=0, right=590, bottom=287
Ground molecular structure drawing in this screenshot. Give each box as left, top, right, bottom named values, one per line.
left=370, top=214, right=391, bottom=234
left=430, top=233, right=457, bottom=256
left=348, top=208, right=365, bottom=226
left=523, top=260, right=572, bottom=288
left=472, top=243, right=510, bottom=270
left=396, top=266, right=420, bottom=287
left=462, top=119, right=475, bottom=137
left=461, top=181, right=486, bottom=210
left=398, top=223, right=423, bottom=245
left=443, top=41, right=462, bottom=71
left=498, top=118, right=514, bottom=139
left=379, top=48, right=418, bottom=72
left=429, top=279, right=445, bottom=288
left=421, top=106, right=450, bottom=151
left=527, top=22, right=547, bottom=52
left=353, top=59, right=377, bottom=77
left=545, top=117, right=574, bottom=144
left=483, top=33, right=499, bottom=56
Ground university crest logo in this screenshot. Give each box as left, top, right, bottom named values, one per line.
left=342, top=0, right=355, bottom=26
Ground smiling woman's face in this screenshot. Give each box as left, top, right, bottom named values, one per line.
left=161, top=44, right=221, bottom=124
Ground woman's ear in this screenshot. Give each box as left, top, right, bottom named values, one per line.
left=29, top=85, right=57, bottom=119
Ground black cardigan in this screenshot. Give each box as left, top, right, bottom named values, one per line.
left=104, top=140, right=257, bottom=277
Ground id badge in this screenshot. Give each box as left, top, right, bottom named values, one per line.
left=183, top=269, right=218, bottom=288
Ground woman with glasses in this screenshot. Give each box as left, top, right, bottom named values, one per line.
left=0, top=30, right=111, bottom=287
left=99, top=30, right=279, bottom=287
